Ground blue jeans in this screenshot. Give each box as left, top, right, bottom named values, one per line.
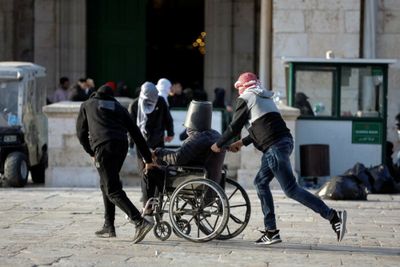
left=254, top=137, right=334, bottom=230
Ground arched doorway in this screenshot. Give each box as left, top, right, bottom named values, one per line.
left=87, top=0, right=204, bottom=97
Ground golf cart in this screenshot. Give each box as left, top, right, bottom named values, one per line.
left=0, top=62, right=48, bottom=187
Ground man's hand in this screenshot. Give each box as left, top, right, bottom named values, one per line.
left=151, top=150, right=158, bottom=162
left=165, top=136, right=174, bottom=143
left=229, top=140, right=243, bottom=153
left=211, top=143, right=222, bottom=153
left=145, top=162, right=158, bottom=171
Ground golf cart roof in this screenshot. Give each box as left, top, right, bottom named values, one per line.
left=281, top=57, right=397, bottom=65
left=0, top=62, right=46, bottom=81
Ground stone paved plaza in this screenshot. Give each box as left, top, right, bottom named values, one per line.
left=0, top=184, right=399, bottom=267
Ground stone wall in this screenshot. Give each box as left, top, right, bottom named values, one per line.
left=34, top=0, right=86, bottom=97
left=377, top=0, right=400, bottom=152
left=204, top=0, right=256, bottom=103
left=0, top=0, right=34, bottom=61
left=43, top=98, right=137, bottom=187
left=272, top=0, right=361, bottom=96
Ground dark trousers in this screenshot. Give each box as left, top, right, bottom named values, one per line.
left=254, top=137, right=334, bottom=230
left=95, top=140, right=141, bottom=226
left=137, top=158, right=165, bottom=203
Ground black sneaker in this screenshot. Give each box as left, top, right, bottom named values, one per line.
left=255, top=230, right=282, bottom=245
left=330, top=210, right=347, bottom=242
left=95, top=225, right=116, bottom=238
left=133, top=218, right=154, bottom=244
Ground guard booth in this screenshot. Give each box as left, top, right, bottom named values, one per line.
left=282, top=57, right=396, bottom=182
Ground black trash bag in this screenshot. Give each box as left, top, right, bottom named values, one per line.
left=344, top=162, right=374, bottom=193
left=316, top=175, right=367, bottom=200
left=368, top=165, right=397, bottom=194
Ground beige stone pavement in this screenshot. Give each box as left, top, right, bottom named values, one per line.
left=0, top=182, right=399, bottom=267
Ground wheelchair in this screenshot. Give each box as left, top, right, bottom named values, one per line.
left=148, top=151, right=251, bottom=243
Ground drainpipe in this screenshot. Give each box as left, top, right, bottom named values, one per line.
left=362, top=0, right=377, bottom=58
left=259, top=0, right=272, bottom=89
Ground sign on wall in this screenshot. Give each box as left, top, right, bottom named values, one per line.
left=352, top=121, right=382, bottom=144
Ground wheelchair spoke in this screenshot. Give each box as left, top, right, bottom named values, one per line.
left=213, top=214, right=220, bottom=230
left=229, top=203, right=247, bottom=208
left=226, top=225, right=231, bottom=235
left=227, top=188, right=239, bottom=200
left=229, top=213, right=244, bottom=224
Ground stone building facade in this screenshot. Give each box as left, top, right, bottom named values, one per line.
left=0, top=0, right=399, bottom=143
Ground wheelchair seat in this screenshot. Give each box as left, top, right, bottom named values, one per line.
left=165, top=150, right=226, bottom=189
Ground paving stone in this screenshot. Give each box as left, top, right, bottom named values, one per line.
left=0, top=187, right=399, bottom=266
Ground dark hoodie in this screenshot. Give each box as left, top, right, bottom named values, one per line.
left=76, top=86, right=152, bottom=163
left=216, top=87, right=291, bottom=152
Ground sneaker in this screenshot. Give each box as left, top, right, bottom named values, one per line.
left=255, top=230, right=282, bottom=245
left=330, top=210, right=347, bottom=242
left=133, top=218, right=154, bottom=244
left=95, top=225, right=116, bottom=238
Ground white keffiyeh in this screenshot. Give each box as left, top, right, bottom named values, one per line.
left=137, top=82, right=159, bottom=135
left=156, top=78, right=171, bottom=106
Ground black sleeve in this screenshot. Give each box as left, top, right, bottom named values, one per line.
left=161, top=98, right=174, bottom=137
left=242, top=135, right=254, bottom=146
left=76, top=104, right=95, bottom=156
left=216, top=98, right=249, bottom=148
left=155, top=137, right=201, bottom=165
left=127, top=101, right=138, bottom=148
left=122, top=108, right=153, bottom=163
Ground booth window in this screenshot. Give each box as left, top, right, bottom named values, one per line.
left=340, top=66, right=383, bottom=118
left=295, top=69, right=335, bottom=117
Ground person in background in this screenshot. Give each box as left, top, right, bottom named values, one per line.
left=213, top=87, right=233, bottom=132
left=183, top=87, right=194, bottom=103
left=52, top=77, right=70, bottom=103
left=116, top=81, right=130, bottom=97
left=168, top=82, right=187, bottom=108
left=294, top=92, right=314, bottom=116
left=69, top=78, right=92, bottom=101
left=192, top=81, right=208, bottom=101
left=76, top=84, right=156, bottom=243
left=211, top=72, right=347, bottom=245
left=86, top=78, right=96, bottom=92
left=129, top=81, right=174, bottom=210
left=156, top=78, right=172, bottom=106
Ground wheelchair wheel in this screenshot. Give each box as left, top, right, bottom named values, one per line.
left=216, top=178, right=251, bottom=240
left=154, top=221, right=172, bottom=241
left=173, top=218, right=191, bottom=238
left=169, top=178, right=229, bottom=242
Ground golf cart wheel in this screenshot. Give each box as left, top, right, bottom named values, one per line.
left=4, top=152, right=28, bottom=187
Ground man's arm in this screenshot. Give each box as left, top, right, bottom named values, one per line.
left=76, top=104, right=95, bottom=156
left=215, top=98, right=249, bottom=148
left=155, top=136, right=202, bottom=165
left=161, top=98, right=174, bottom=138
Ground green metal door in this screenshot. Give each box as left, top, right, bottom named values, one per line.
left=87, top=0, right=146, bottom=94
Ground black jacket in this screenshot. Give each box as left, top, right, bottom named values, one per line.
left=76, top=92, right=152, bottom=163
left=129, top=97, right=174, bottom=149
left=216, top=88, right=291, bottom=152
left=155, top=129, right=220, bottom=166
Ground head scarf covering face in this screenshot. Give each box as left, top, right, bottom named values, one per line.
left=156, top=78, right=172, bottom=105
left=137, top=82, right=159, bottom=135
left=234, top=72, right=261, bottom=95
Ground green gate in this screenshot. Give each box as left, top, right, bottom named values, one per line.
left=87, top=0, right=146, bottom=94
